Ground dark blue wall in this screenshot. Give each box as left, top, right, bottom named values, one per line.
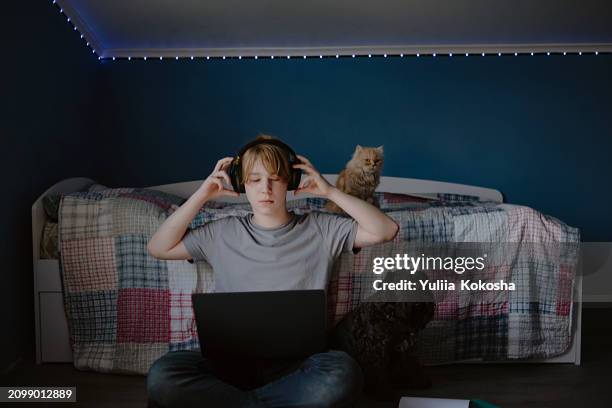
left=99, top=53, right=612, bottom=241
left=2, top=2, right=106, bottom=371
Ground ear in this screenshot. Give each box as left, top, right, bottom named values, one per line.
left=376, top=145, right=384, bottom=152
left=355, top=145, right=363, bottom=152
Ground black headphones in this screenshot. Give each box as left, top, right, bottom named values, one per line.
left=227, top=139, right=302, bottom=193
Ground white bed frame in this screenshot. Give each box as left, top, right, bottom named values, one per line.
left=32, top=176, right=581, bottom=365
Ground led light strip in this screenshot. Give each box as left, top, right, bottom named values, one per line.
left=51, top=0, right=609, bottom=62
left=100, top=52, right=606, bottom=61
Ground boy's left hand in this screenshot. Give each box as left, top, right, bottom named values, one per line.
left=293, top=155, right=335, bottom=198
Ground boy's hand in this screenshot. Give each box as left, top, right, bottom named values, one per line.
left=293, top=155, right=335, bottom=198
left=197, top=157, right=240, bottom=199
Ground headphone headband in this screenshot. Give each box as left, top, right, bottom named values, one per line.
left=228, top=139, right=302, bottom=193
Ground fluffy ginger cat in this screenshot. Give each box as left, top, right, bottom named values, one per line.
left=326, top=145, right=383, bottom=213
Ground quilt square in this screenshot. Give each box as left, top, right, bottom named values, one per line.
left=60, top=196, right=113, bottom=240
left=65, top=291, right=117, bottom=343
left=169, top=292, right=197, bottom=344
left=73, top=343, right=116, bottom=373
left=120, top=189, right=184, bottom=209
left=507, top=206, right=563, bottom=243
left=115, top=343, right=169, bottom=375
left=169, top=338, right=200, bottom=352
left=117, top=288, right=170, bottom=343
left=457, top=264, right=511, bottom=318
left=397, top=208, right=453, bottom=242
left=62, top=237, right=118, bottom=292
left=509, top=260, right=559, bottom=313
left=115, top=234, right=168, bottom=289
left=456, top=315, right=508, bottom=360
left=168, top=259, right=197, bottom=291
left=454, top=210, right=508, bottom=242
left=112, top=197, right=166, bottom=236
left=556, top=264, right=573, bottom=316
left=195, top=261, right=215, bottom=293
left=507, top=313, right=572, bottom=359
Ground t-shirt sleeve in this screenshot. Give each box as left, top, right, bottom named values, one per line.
left=182, top=219, right=223, bottom=263
left=312, top=212, right=359, bottom=258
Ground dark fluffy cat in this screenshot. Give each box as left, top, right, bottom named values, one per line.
left=328, top=274, right=435, bottom=403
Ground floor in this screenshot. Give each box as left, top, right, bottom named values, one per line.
left=3, top=308, right=611, bottom=408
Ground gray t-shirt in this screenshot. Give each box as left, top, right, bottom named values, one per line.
left=183, top=211, right=358, bottom=293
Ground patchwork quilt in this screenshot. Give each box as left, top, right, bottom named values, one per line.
left=58, top=187, right=580, bottom=373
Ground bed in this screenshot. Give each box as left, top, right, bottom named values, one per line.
left=32, top=175, right=582, bottom=371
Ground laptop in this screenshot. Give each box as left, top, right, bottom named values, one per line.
left=191, top=289, right=327, bottom=361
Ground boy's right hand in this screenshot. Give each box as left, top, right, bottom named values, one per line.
left=197, top=157, right=240, bottom=199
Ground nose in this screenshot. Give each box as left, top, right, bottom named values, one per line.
left=263, top=179, right=273, bottom=193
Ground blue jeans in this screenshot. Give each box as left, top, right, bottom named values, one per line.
left=147, top=350, right=364, bottom=408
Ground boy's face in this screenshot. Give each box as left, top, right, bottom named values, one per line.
left=244, top=160, right=289, bottom=216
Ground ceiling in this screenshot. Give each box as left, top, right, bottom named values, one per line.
left=56, top=0, right=612, bottom=59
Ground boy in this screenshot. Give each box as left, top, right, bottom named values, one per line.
left=146, top=136, right=399, bottom=407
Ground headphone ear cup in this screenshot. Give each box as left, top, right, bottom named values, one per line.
left=291, top=168, right=302, bottom=191
left=286, top=154, right=300, bottom=191
left=228, top=159, right=242, bottom=193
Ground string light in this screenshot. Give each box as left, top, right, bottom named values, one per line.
left=75, top=49, right=612, bottom=61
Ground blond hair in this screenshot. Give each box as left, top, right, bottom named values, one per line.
left=240, top=134, right=291, bottom=184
